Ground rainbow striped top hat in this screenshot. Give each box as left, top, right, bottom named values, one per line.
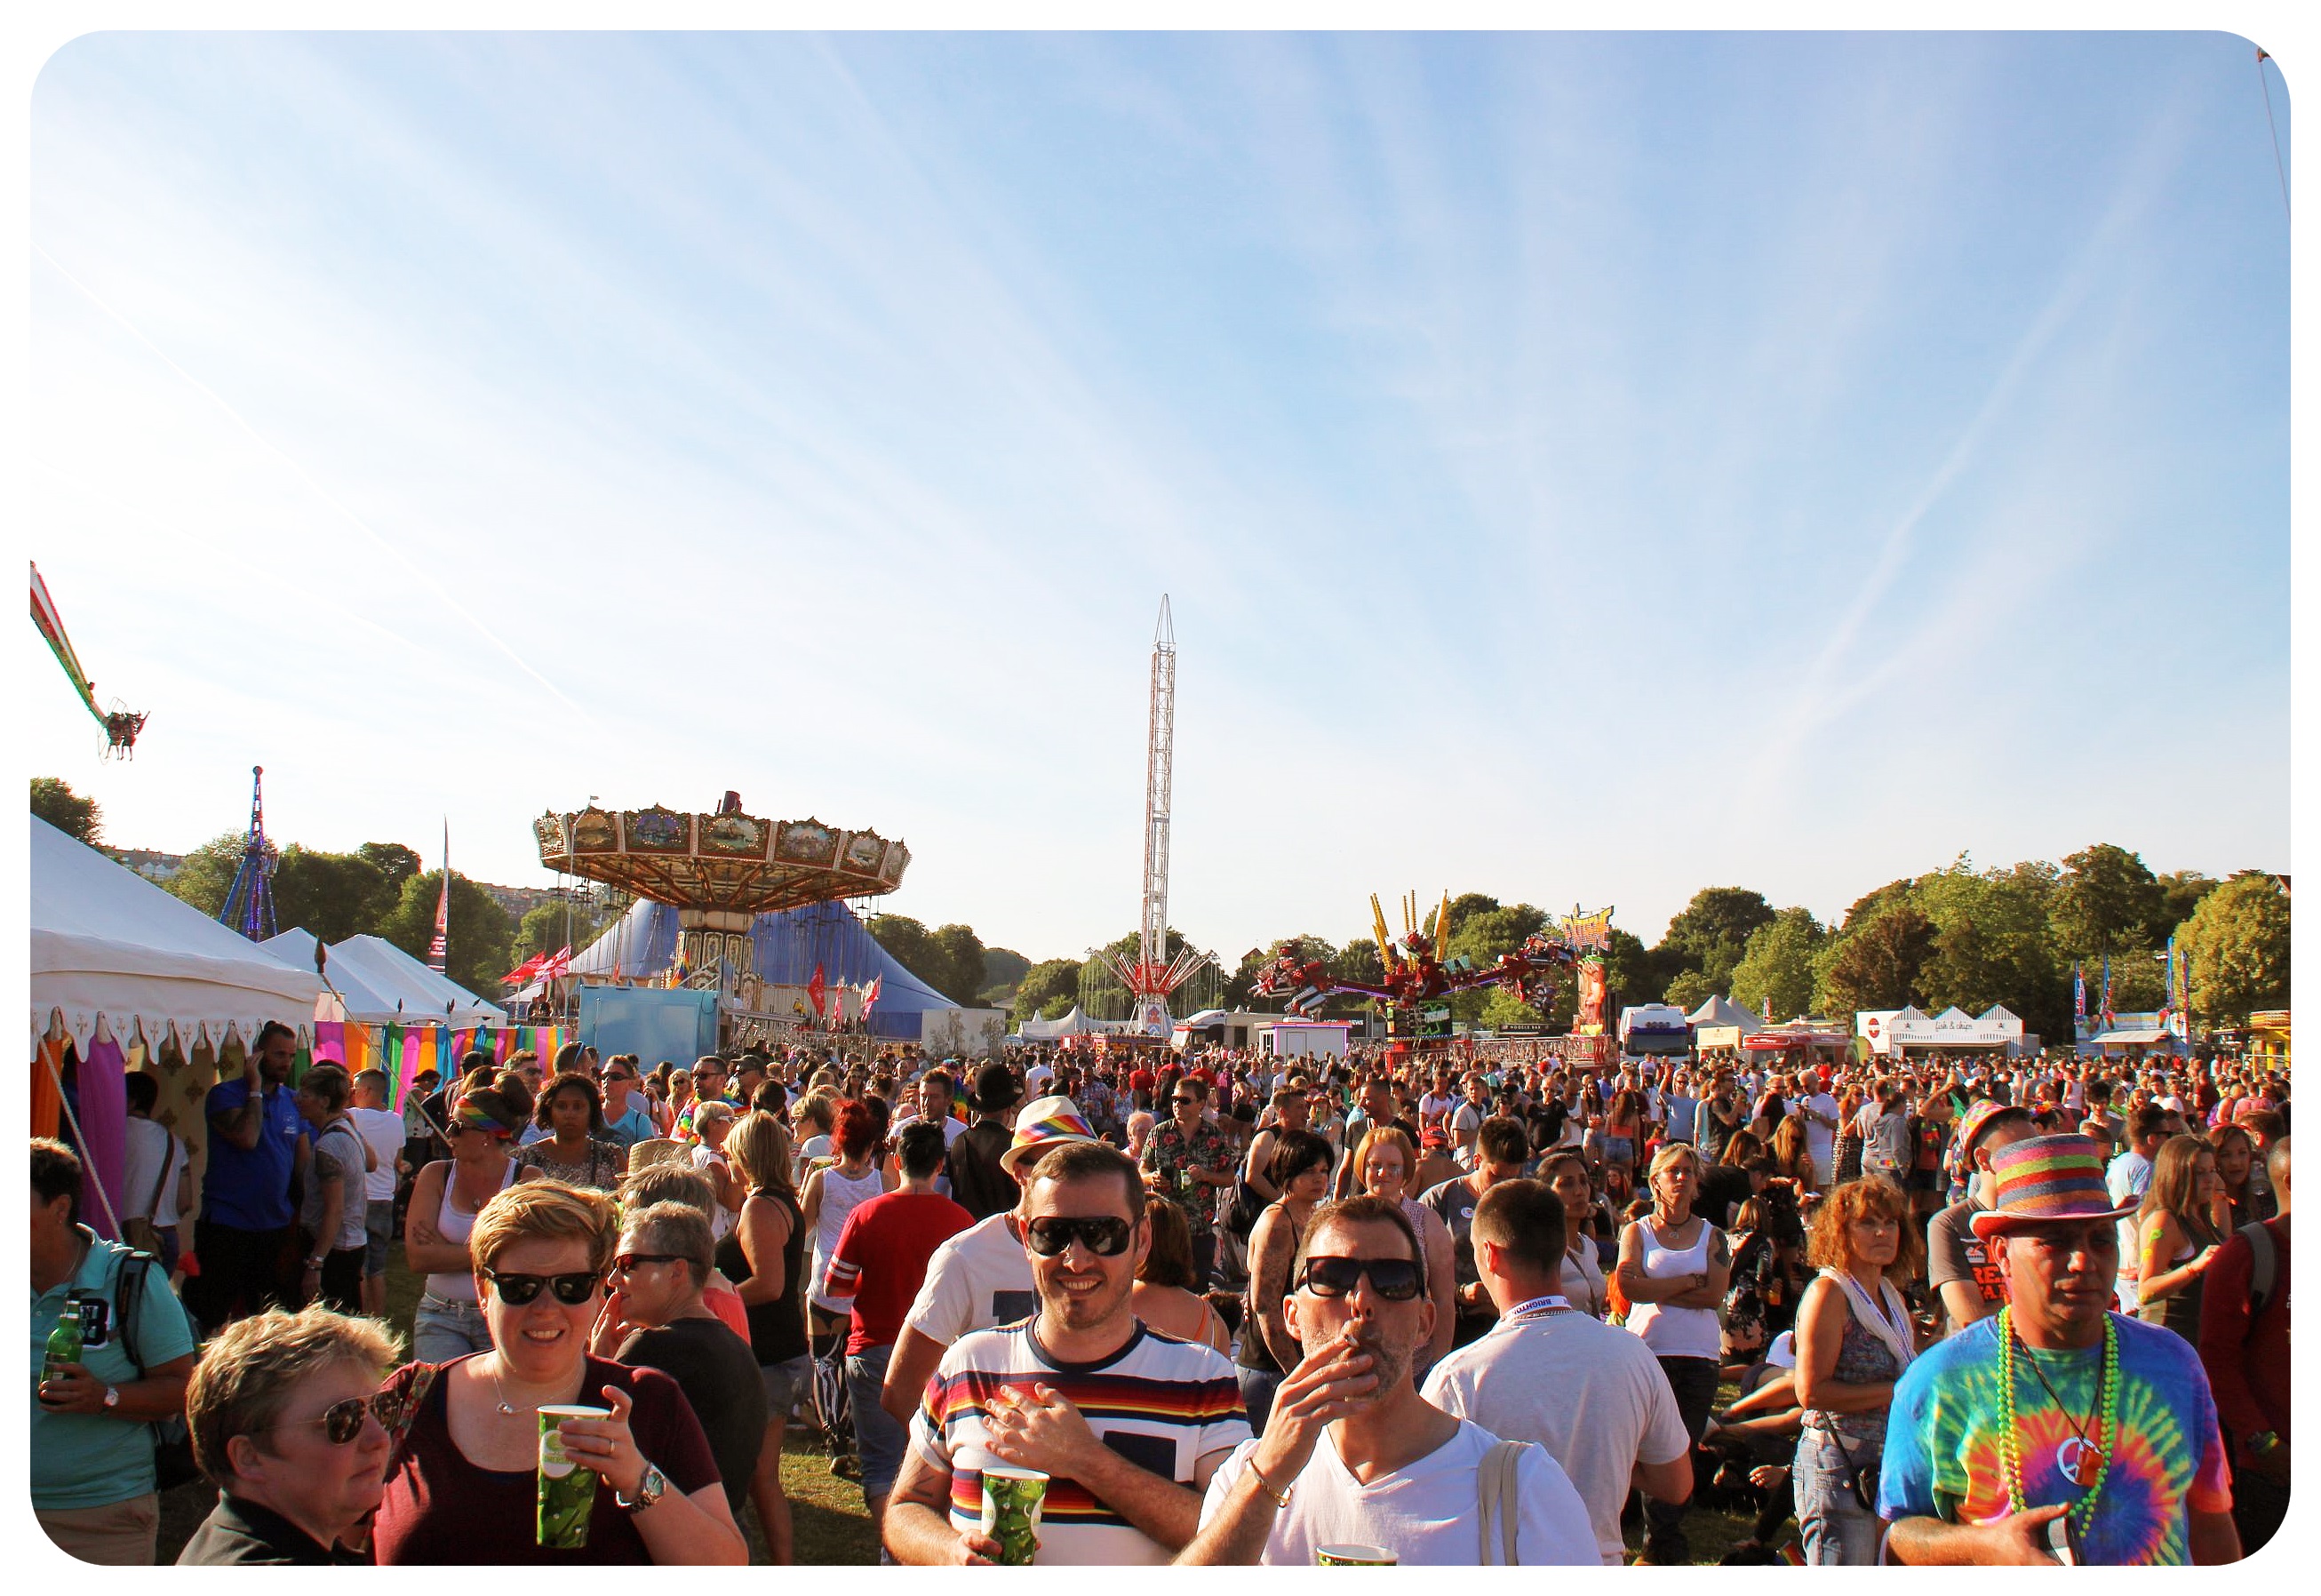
left=1001, top=1096, right=1102, bottom=1177
left=1969, top=1134, right=2139, bottom=1239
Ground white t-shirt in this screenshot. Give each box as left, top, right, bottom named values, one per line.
left=690, top=1145, right=737, bottom=1241
left=1024, top=1063, right=1054, bottom=1094
left=1424, top=1311, right=1690, bottom=1565
left=901, top=1211, right=1038, bottom=1346
left=348, top=1106, right=406, bottom=1202
left=1200, top=1416, right=1597, bottom=1566
left=122, top=1116, right=187, bottom=1228
left=1418, top=1091, right=1456, bottom=1128
left=1800, top=1093, right=1840, bottom=1165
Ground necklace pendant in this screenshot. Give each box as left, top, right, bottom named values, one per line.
left=2056, top=1435, right=2102, bottom=1487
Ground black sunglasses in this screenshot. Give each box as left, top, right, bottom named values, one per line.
left=1297, top=1255, right=1424, bottom=1302
left=1024, top=1216, right=1136, bottom=1257
left=483, top=1269, right=602, bottom=1305
left=613, top=1252, right=682, bottom=1273
left=289, top=1390, right=403, bottom=1445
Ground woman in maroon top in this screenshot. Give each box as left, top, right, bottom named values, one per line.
left=371, top=1182, right=745, bottom=1565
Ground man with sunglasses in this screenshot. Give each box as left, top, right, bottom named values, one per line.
left=1179, top=1194, right=1595, bottom=1566
left=599, top=1060, right=658, bottom=1155
left=887, top=1140, right=1249, bottom=1565
left=1142, top=1078, right=1235, bottom=1289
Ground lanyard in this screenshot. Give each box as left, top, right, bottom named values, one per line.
left=1503, top=1294, right=1572, bottom=1322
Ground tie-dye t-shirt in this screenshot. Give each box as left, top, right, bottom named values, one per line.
left=1877, top=1312, right=2231, bottom=1565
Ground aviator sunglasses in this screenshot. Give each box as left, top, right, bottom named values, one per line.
left=288, top=1390, right=403, bottom=1444
left=1023, top=1216, right=1136, bottom=1257
left=483, top=1269, right=603, bottom=1305
left=1296, top=1255, right=1424, bottom=1302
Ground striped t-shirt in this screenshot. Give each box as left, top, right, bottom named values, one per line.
left=910, top=1319, right=1251, bottom=1565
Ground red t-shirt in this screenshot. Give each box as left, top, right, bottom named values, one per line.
left=821, top=1189, right=973, bottom=1353
left=372, top=1354, right=721, bottom=1564
left=1129, top=1068, right=1157, bottom=1097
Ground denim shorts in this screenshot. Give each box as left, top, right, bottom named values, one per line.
left=363, top=1201, right=395, bottom=1276
left=759, top=1353, right=816, bottom=1418
left=412, top=1292, right=494, bottom=1363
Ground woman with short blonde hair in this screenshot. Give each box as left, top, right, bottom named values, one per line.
left=371, top=1181, right=746, bottom=1564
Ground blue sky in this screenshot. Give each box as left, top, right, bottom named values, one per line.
left=26, top=31, right=2288, bottom=965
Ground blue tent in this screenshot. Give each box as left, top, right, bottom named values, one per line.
left=568, top=898, right=957, bottom=1039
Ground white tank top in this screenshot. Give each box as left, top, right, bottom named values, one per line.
left=810, top=1164, right=887, bottom=1312
left=425, top=1159, right=518, bottom=1302
left=1625, top=1216, right=1722, bottom=1359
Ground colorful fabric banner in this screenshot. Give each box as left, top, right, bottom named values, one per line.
left=494, top=1027, right=513, bottom=1065
left=76, top=1034, right=128, bottom=1241
left=314, top=1020, right=347, bottom=1065
left=31, top=1030, right=66, bottom=1142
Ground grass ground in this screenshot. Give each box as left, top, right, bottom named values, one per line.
left=150, top=1260, right=1767, bottom=1565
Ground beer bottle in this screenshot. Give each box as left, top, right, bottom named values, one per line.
left=44, top=1293, right=84, bottom=1388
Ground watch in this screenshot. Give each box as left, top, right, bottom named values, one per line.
left=616, top=1461, right=668, bottom=1512
left=103, top=1385, right=121, bottom=1410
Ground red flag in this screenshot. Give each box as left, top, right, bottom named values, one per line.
left=808, top=963, right=827, bottom=1021
left=539, top=946, right=573, bottom=981
left=863, top=974, right=882, bottom=1017
left=504, top=953, right=546, bottom=986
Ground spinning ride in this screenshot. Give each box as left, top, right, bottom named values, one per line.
left=1252, top=894, right=1615, bottom=1020
left=535, top=792, right=910, bottom=1005
left=32, top=561, right=147, bottom=757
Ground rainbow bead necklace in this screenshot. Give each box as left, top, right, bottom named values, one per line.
left=1996, top=1305, right=2118, bottom=1540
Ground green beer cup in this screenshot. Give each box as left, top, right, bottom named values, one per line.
left=979, top=1465, right=1049, bottom=1565
left=537, top=1405, right=610, bottom=1548
left=1315, top=1544, right=1398, bottom=1566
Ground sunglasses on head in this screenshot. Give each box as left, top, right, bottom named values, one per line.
left=290, top=1390, right=403, bottom=1445
left=483, top=1269, right=602, bottom=1305
left=1297, top=1255, right=1424, bottom=1302
left=1024, top=1215, right=1136, bottom=1257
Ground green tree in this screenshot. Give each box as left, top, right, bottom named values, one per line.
left=1664, top=969, right=1718, bottom=1012
left=31, top=778, right=102, bottom=845
left=1477, top=986, right=1543, bottom=1030
left=1913, top=858, right=2068, bottom=1040
left=164, top=832, right=247, bottom=919
left=2049, top=844, right=2165, bottom=961
left=1599, top=929, right=1659, bottom=1012
left=1815, top=905, right=1938, bottom=1016
left=2155, top=870, right=2217, bottom=938
left=1009, top=958, right=1083, bottom=1020
left=1729, top=907, right=1825, bottom=1022
left=1447, top=903, right=1547, bottom=969
left=929, top=923, right=990, bottom=1008
left=981, top=947, right=1033, bottom=1007
left=374, top=871, right=514, bottom=1000
left=511, top=898, right=616, bottom=965
left=1655, top=887, right=1776, bottom=996
left=359, top=842, right=424, bottom=893
left=272, top=846, right=393, bottom=945
left=866, top=914, right=939, bottom=993
left=2180, top=874, right=2290, bottom=1023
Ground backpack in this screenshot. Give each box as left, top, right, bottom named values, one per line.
left=111, top=1249, right=202, bottom=1491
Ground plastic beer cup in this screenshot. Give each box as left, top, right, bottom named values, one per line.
left=980, top=1465, right=1049, bottom=1565
left=537, top=1405, right=610, bottom=1548
left=1315, top=1544, right=1398, bottom=1566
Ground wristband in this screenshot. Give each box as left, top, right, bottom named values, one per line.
left=1246, top=1457, right=1293, bottom=1508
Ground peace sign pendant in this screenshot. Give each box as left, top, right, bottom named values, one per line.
left=2056, top=1435, right=2102, bottom=1487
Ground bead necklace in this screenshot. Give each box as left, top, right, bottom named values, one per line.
left=1996, top=1306, right=2118, bottom=1539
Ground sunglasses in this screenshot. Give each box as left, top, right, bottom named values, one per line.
left=613, top=1252, right=682, bottom=1273
left=483, top=1269, right=602, bottom=1305
left=1024, top=1216, right=1136, bottom=1257
left=289, top=1390, right=403, bottom=1445
left=1296, top=1255, right=1424, bottom=1302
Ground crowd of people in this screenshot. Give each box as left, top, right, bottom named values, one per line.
left=29, top=1021, right=2292, bottom=1567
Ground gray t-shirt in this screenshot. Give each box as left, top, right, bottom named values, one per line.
left=1420, top=1177, right=1487, bottom=1303
left=1926, top=1197, right=2004, bottom=1327
left=300, top=1120, right=371, bottom=1252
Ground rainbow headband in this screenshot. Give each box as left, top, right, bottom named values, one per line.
left=453, top=1095, right=514, bottom=1138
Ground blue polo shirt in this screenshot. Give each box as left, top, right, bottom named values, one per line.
left=201, top=1077, right=305, bottom=1230
left=32, top=1229, right=197, bottom=1509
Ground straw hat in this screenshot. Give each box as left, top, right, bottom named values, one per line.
left=626, top=1138, right=690, bottom=1175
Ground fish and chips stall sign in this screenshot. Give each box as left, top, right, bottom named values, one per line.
left=1858, top=1004, right=2025, bottom=1056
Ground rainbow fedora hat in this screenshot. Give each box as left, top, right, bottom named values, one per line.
left=1970, top=1134, right=2139, bottom=1239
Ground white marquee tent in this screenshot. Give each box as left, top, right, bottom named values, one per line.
left=265, top=928, right=505, bottom=1025
left=32, top=817, right=323, bottom=1056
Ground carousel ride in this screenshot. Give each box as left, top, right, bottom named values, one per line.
left=534, top=791, right=909, bottom=1041
left=1251, top=892, right=1615, bottom=1023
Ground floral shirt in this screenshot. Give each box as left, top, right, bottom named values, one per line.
left=1140, top=1118, right=1234, bottom=1215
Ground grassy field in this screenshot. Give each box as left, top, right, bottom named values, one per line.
left=152, top=1259, right=1772, bottom=1565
